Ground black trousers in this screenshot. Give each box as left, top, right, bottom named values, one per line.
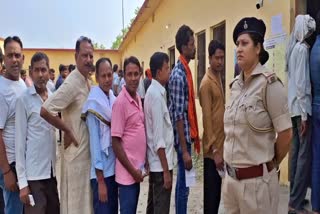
left=204, top=158, right=222, bottom=214
left=0, top=188, right=4, bottom=214
left=24, top=177, right=60, bottom=214
left=146, top=171, right=173, bottom=214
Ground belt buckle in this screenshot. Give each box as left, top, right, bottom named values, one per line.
left=226, top=164, right=238, bottom=180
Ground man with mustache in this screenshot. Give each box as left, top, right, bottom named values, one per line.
left=41, top=36, right=94, bottom=214
left=0, top=36, right=26, bottom=214
left=111, top=56, right=147, bottom=214
left=15, top=52, right=60, bottom=214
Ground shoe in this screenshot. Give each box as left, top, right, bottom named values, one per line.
left=302, top=199, right=309, bottom=207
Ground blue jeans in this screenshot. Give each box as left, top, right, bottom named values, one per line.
left=175, top=143, right=192, bottom=214
left=312, top=104, right=320, bottom=212
left=118, top=183, right=140, bottom=214
left=0, top=170, right=23, bottom=214
left=91, top=175, right=118, bottom=214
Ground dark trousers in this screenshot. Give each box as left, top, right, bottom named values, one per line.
left=204, top=158, right=221, bottom=214
left=312, top=104, right=320, bottom=212
left=289, top=116, right=311, bottom=211
left=118, top=183, right=140, bottom=214
left=24, top=177, right=60, bottom=214
left=91, top=176, right=118, bottom=214
left=58, top=112, right=62, bottom=142
left=146, top=171, right=173, bottom=214
left=0, top=188, right=4, bottom=214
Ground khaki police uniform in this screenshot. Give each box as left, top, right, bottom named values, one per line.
left=222, top=63, right=292, bottom=214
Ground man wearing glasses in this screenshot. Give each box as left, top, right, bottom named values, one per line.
left=41, top=36, right=94, bottom=214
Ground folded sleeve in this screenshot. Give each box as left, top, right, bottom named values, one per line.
left=266, top=80, right=292, bottom=132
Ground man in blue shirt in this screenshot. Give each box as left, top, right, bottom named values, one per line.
left=82, top=57, right=118, bottom=214
left=55, top=64, right=69, bottom=90
left=310, top=11, right=320, bottom=214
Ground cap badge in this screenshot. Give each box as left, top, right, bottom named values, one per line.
left=244, top=21, right=248, bottom=29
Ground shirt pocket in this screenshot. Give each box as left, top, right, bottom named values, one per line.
left=29, top=103, right=51, bottom=132
left=244, top=97, right=273, bottom=132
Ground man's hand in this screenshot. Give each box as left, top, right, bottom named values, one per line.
left=132, top=169, right=144, bottom=183
left=4, top=170, right=18, bottom=192
left=98, top=180, right=108, bottom=203
left=301, top=120, right=308, bottom=137
left=182, top=152, right=193, bottom=170
left=64, top=129, right=79, bottom=149
left=213, top=152, right=224, bottom=171
left=163, top=171, right=172, bottom=190
left=144, top=162, right=150, bottom=177
left=19, top=186, right=30, bottom=205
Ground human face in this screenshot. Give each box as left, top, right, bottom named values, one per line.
left=75, top=41, right=94, bottom=78
left=209, top=49, right=225, bottom=73
left=182, top=35, right=196, bottom=60
left=4, top=41, right=24, bottom=81
left=157, top=61, right=171, bottom=85
left=61, top=68, right=69, bottom=79
left=97, top=61, right=113, bottom=94
left=49, top=71, right=55, bottom=81
left=21, top=73, right=27, bottom=81
left=236, top=33, right=260, bottom=71
left=124, top=63, right=141, bottom=95
left=30, top=59, right=49, bottom=90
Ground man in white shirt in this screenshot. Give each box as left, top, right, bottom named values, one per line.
left=144, top=52, right=174, bottom=214
left=137, top=69, right=146, bottom=105
left=46, top=68, right=56, bottom=93
left=0, top=36, right=27, bottom=214
left=112, top=64, right=120, bottom=96
left=15, top=52, right=59, bottom=214
left=286, top=15, right=315, bottom=213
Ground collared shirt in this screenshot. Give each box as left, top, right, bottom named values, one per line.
left=144, top=80, right=175, bottom=172
left=287, top=41, right=312, bottom=121
left=168, top=59, right=191, bottom=146
left=112, top=72, right=120, bottom=95
left=224, top=63, right=292, bottom=168
left=43, top=68, right=90, bottom=161
left=118, top=78, right=125, bottom=93
left=199, top=68, right=225, bottom=159
left=15, top=85, right=56, bottom=189
left=42, top=68, right=91, bottom=214
left=55, top=75, right=63, bottom=90
left=137, top=76, right=145, bottom=99
left=47, top=79, right=55, bottom=93
left=0, top=77, right=27, bottom=164
left=111, top=86, right=146, bottom=185
left=86, top=113, right=115, bottom=179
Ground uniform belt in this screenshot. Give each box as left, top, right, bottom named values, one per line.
left=226, top=161, right=274, bottom=180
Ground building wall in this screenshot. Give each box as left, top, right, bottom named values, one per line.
left=120, top=0, right=293, bottom=184
left=23, top=49, right=121, bottom=74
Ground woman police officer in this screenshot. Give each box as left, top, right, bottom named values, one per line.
left=222, top=17, right=293, bottom=214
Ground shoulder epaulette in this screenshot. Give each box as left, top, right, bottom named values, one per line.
left=261, top=71, right=278, bottom=84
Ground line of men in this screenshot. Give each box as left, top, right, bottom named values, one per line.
left=1, top=16, right=319, bottom=214
left=0, top=24, right=201, bottom=214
